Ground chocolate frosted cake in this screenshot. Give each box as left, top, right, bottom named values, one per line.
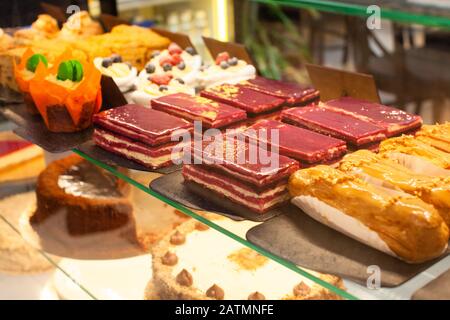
left=147, top=218, right=345, bottom=300
left=31, top=154, right=133, bottom=236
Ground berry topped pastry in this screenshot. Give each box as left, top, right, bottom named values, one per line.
left=94, top=54, right=137, bottom=93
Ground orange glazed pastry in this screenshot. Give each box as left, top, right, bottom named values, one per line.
left=29, top=52, right=102, bottom=132
left=14, top=49, right=50, bottom=114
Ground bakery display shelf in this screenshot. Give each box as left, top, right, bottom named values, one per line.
left=253, top=0, right=450, bottom=29
left=72, top=148, right=357, bottom=300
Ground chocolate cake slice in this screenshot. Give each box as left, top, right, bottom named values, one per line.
left=93, top=104, right=193, bottom=169
left=151, top=93, right=247, bottom=128
left=281, top=106, right=387, bottom=147
left=200, top=83, right=285, bottom=114
left=182, top=138, right=299, bottom=213
left=242, top=120, right=347, bottom=164
left=321, top=97, right=422, bottom=137
left=31, top=155, right=133, bottom=236
left=242, top=77, right=320, bottom=106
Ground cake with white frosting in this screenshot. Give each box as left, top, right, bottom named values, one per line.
left=94, top=54, right=137, bottom=93
left=147, top=218, right=344, bottom=300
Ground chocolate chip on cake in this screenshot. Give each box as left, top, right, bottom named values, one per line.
left=111, top=54, right=122, bottom=63
left=228, top=57, right=238, bottom=66
left=176, top=269, right=193, bottom=287
left=102, top=58, right=113, bottom=68
left=177, top=62, right=186, bottom=70
left=220, top=61, right=229, bottom=69
left=293, top=281, right=311, bottom=297
left=185, top=46, right=197, bottom=55
left=195, top=222, right=209, bottom=231
left=162, top=252, right=178, bottom=266
left=248, top=292, right=265, bottom=300
left=151, top=50, right=161, bottom=58
left=170, top=231, right=186, bottom=245
left=145, top=63, right=155, bottom=74
left=206, top=284, right=224, bottom=300
left=162, top=63, right=172, bottom=71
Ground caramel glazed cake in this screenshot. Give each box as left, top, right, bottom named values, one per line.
left=146, top=219, right=344, bottom=300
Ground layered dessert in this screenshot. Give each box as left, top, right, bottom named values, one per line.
left=201, top=83, right=285, bottom=114
left=197, top=51, right=256, bottom=88
left=281, top=106, right=386, bottom=147
left=94, top=54, right=137, bottom=93
left=29, top=53, right=102, bottom=132
left=416, top=123, right=450, bottom=153
left=182, top=138, right=299, bottom=213
left=339, top=150, right=450, bottom=227
left=289, top=165, right=449, bottom=263
left=241, top=77, right=320, bottom=106
left=130, top=73, right=195, bottom=106
left=242, top=120, right=347, bottom=164
left=321, top=97, right=422, bottom=137
left=14, top=50, right=49, bottom=114
left=138, top=42, right=202, bottom=88
left=380, top=135, right=450, bottom=169
left=151, top=93, right=246, bottom=129
left=148, top=218, right=345, bottom=300
left=31, top=155, right=134, bottom=236
left=94, top=104, right=193, bottom=169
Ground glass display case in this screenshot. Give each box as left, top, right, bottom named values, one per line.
left=0, top=0, right=449, bottom=301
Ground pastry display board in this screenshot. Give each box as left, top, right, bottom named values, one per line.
left=412, top=269, right=450, bottom=300
left=246, top=210, right=449, bottom=287
left=306, top=64, right=380, bottom=103
left=0, top=103, right=94, bottom=153
left=202, top=36, right=255, bottom=66
left=149, top=170, right=284, bottom=222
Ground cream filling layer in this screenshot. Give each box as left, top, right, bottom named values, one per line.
left=291, top=195, right=397, bottom=258
left=183, top=170, right=288, bottom=210
left=171, top=220, right=319, bottom=300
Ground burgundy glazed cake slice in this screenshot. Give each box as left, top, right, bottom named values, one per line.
left=93, top=104, right=193, bottom=169
left=241, top=77, right=320, bottom=106
left=281, top=106, right=386, bottom=147
left=200, top=83, right=285, bottom=114
left=182, top=138, right=299, bottom=213
left=321, top=97, right=422, bottom=137
left=151, top=93, right=247, bottom=128
left=242, top=120, right=347, bottom=164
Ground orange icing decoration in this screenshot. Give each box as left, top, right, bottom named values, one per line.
left=29, top=50, right=102, bottom=128
left=14, top=48, right=43, bottom=94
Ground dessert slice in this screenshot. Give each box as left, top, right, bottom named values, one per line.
left=289, top=165, right=449, bottom=263
left=416, top=123, right=450, bottom=153
left=200, top=83, right=285, bottom=114
left=94, top=104, right=193, bottom=169
left=281, top=106, right=386, bottom=146
left=241, top=77, right=320, bottom=106
left=182, top=138, right=299, bottom=213
left=380, top=135, right=450, bottom=169
left=149, top=218, right=345, bottom=300
left=241, top=120, right=347, bottom=164
left=339, top=150, right=450, bottom=227
left=151, top=93, right=246, bottom=128
left=321, top=97, right=422, bottom=137
left=0, top=139, right=42, bottom=172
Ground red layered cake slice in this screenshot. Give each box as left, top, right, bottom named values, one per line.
left=200, top=83, right=285, bottom=114
left=281, top=106, right=386, bottom=146
left=241, top=77, right=320, bottom=106
left=150, top=93, right=247, bottom=128
left=93, top=105, right=193, bottom=169
left=242, top=120, right=347, bottom=164
left=322, top=97, right=422, bottom=137
left=182, top=138, right=299, bottom=213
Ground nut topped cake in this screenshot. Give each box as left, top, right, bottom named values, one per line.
left=94, top=104, right=193, bottom=168
left=242, top=120, right=347, bottom=164
left=242, top=77, right=320, bottom=106
left=148, top=218, right=344, bottom=300
left=151, top=93, right=247, bottom=128
left=201, top=83, right=285, bottom=115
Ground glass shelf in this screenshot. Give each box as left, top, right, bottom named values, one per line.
left=252, top=0, right=450, bottom=28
